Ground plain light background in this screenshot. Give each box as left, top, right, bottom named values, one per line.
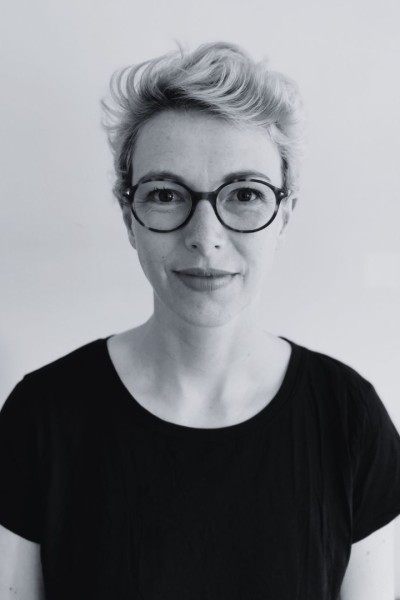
left=1, top=0, right=399, bottom=592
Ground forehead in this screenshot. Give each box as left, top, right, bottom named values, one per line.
left=131, top=110, right=282, bottom=187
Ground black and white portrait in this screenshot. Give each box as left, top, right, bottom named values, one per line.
left=1, top=2, right=399, bottom=599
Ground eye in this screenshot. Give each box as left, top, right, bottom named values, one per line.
left=148, top=188, right=185, bottom=203
left=235, top=187, right=263, bottom=202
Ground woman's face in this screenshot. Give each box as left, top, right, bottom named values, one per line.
left=122, top=109, right=294, bottom=328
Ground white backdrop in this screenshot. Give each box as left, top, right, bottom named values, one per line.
left=1, top=0, right=400, bottom=592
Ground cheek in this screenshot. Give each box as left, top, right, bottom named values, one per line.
left=242, top=230, right=280, bottom=271
left=134, top=232, right=171, bottom=282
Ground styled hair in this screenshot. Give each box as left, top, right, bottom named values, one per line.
left=101, top=41, right=306, bottom=205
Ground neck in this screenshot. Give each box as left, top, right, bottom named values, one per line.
left=135, top=294, right=276, bottom=409
left=109, top=292, right=291, bottom=427
left=153, top=296, right=265, bottom=370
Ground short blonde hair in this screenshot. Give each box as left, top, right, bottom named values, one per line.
left=102, top=41, right=306, bottom=204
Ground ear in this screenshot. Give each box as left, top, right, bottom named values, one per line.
left=276, top=195, right=297, bottom=251
left=121, top=204, right=137, bottom=250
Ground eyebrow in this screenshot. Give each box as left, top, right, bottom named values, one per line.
left=135, top=170, right=272, bottom=187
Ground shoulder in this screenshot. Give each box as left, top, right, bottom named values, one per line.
left=296, top=339, right=374, bottom=397
left=291, top=341, right=399, bottom=483
left=23, top=337, right=109, bottom=389
left=290, top=339, right=378, bottom=437
left=4, top=338, right=111, bottom=422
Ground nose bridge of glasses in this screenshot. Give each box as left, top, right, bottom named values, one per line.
left=187, top=191, right=220, bottom=226
left=185, top=194, right=225, bottom=240
left=190, top=190, right=218, bottom=204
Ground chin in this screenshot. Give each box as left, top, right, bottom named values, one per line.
left=166, top=295, right=254, bottom=329
left=180, top=310, right=238, bottom=329
left=153, top=281, right=259, bottom=328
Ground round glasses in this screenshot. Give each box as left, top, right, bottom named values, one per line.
left=122, top=177, right=291, bottom=233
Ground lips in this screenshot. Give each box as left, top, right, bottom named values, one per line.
left=173, top=268, right=238, bottom=292
left=174, top=268, right=236, bottom=277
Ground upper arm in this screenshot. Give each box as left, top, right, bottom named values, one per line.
left=340, top=520, right=396, bottom=600
left=0, top=524, right=45, bottom=599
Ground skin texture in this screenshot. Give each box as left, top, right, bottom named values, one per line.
left=0, top=524, right=45, bottom=599
left=115, top=108, right=296, bottom=426
left=123, top=109, right=293, bottom=329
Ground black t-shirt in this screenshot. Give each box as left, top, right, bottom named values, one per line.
left=1, top=336, right=400, bottom=600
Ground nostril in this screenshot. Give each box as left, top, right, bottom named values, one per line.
left=191, top=242, right=221, bottom=249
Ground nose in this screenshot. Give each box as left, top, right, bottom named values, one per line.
left=183, top=199, right=226, bottom=254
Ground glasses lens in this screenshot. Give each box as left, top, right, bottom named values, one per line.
left=133, top=180, right=192, bottom=230
left=217, top=181, right=277, bottom=231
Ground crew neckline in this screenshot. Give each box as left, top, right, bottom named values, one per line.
left=99, top=335, right=305, bottom=439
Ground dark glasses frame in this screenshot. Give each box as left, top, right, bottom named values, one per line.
left=121, top=177, right=292, bottom=234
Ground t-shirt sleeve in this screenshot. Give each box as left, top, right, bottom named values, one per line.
left=352, top=383, right=400, bottom=543
left=0, top=378, right=43, bottom=543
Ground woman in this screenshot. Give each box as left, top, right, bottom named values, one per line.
left=1, top=41, right=400, bottom=600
